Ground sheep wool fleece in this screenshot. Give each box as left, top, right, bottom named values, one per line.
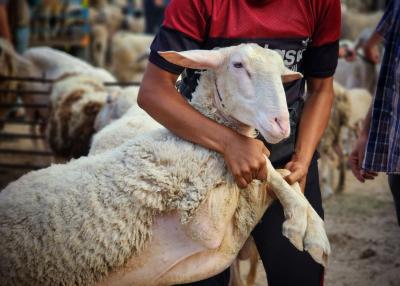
left=0, top=73, right=260, bottom=286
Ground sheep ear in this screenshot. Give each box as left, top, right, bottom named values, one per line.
left=281, top=67, right=303, bottom=83
left=158, top=50, right=225, bottom=69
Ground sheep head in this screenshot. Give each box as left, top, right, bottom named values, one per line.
left=159, top=44, right=302, bottom=144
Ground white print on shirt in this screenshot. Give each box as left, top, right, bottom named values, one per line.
left=264, top=44, right=307, bottom=72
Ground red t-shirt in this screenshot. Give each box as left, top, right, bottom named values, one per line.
left=149, top=0, right=341, bottom=103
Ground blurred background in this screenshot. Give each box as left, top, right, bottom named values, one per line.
left=0, top=1, right=398, bottom=286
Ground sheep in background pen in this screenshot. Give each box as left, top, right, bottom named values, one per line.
left=319, top=82, right=372, bottom=198
left=18, top=46, right=116, bottom=138
left=335, top=29, right=381, bottom=95
left=90, top=24, right=109, bottom=68
left=88, top=0, right=146, bottom=68
left=46, top=74, right=118, bottom=159
left=341, top=5, right=383, bottom=41
left=111, top=32, right=154, bottom=82
left=0, top=44, right=330, bottom=286
left=93, top=85, right=140, bottom=131
left=30, top=0, right=65, bottom=40
left=0, top=41, right=119, bottom=153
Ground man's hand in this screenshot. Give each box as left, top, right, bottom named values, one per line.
left=284, top=153, right=310, bottom=192
left=363, top=30, right=384, bottom=65
left=223, top=135, right=270, bottom=188
left=349, top=134, right=378, bottom=182
left=364, top=42, right=380, bottom=64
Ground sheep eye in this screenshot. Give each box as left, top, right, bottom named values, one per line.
left=233, top=62, right=243, bottom=68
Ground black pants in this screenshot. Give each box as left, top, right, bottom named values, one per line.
left=388, top=174, right=400, bottom=226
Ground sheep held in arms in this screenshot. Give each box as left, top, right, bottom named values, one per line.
left=0, top=44, right=330, bottom=286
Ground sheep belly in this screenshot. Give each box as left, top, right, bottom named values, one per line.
left=97, top=212, right=236, bottom=286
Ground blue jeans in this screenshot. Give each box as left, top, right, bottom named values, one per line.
left=14, top=26, right=30, bottom=53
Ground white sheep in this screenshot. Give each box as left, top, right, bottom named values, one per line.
left=11, top=46, right=116, bottom=139
left=335, top=31, right=380, bottom=94
left=93, top=85, right=140, bottom=132
left=111, top=32, right=154, bottom=82
left=23, top=47, right=116, bottom=82
left=90, top=24, right=109, bottom=68
left=319, top=82, right=372, bottom=198
left=46, top=74, right=114, bottom=159
left=0, top=44, right=330, bottom=286
left=90, top=104, right=162, bottom=155
left=89, top=85, right=163, bottom=156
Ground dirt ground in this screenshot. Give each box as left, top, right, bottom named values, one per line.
left=0, top=123, right=55, bottom=189
left=239, top=172, right=400, bottom=286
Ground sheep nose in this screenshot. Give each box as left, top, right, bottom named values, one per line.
left=274, top=117, right=290, bottom=136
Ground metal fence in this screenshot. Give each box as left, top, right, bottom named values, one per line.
left=0, top=75, right=140, bottom=176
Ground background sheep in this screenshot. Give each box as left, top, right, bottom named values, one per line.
left=46, top=74, right=111, bottom=159
left=111, top=32, right=154, bottom=82
left=319, top=82, right=372, bottom=198
left=90, top=104, right=162, bottom=155
left=335, top=30, right=381, bottom=94
left=90, top=24, right=109, bottom=68
left=341, top=7, right=383, bottom=41
left=23, top=47, right=116, bottom=82
left=0, top=44, right=329, bottom=286
left=3, top=46, right=116, bottom=139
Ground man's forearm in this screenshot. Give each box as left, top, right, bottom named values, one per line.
left=138, top=63, right=237, bottom=154
left=294, top=77, right=335, bottom=166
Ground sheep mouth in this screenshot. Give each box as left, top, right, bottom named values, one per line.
left=256, top=126, right=287, bottom=144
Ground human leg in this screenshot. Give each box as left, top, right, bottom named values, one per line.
left=388, top=174, right=400, bottom=226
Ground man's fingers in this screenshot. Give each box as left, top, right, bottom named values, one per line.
left=256, top=163, right=268, bottom=181
left=361, top=170, right=378, bottom=180
left=235, top=176, right=249, bottom=189
left=263, top=146, right=270, bottom=157
left=284, top=170, right=302, bottom=185
left=362, top=174, right=377, bottom=180
left=349, top=151, right=365, bottom=182
left=350, top=161, right=365, bottom=182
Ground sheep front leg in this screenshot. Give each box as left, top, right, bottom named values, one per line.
left=266, top=159, right=330, bottom=266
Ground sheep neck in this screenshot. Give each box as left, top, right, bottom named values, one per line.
left=190, top=71, right=254, bottom=138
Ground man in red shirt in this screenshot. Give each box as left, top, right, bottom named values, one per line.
left=138, top=0, right=340, bottom=285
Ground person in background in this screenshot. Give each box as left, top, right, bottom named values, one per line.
left=7, top=0, right=30, bottom=53
left=349, top=0, right=400, bottom=226
left=138, top=0, right=341, bottom=285
left=144, top=0, right=168, bottom=34
left=0, top=0, right=11, bottom=41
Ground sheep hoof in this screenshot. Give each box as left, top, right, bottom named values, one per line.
left=281, top=204, right=308, bottom=251
left=303, top=207, right=331, bottom=267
